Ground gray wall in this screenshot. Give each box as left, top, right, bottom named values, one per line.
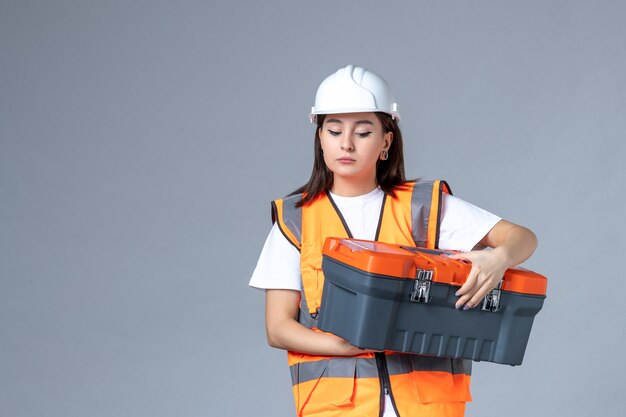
left=1, top=1, right=624, bottom=416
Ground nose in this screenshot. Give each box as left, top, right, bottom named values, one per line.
left=340, top=133, right=354, bottom=151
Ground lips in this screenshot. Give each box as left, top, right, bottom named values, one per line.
left=337, top=157, right=356, bottom=163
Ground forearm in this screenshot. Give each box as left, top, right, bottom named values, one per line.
left=265, top=289, right=367, bottom=356
left=488, top=223, right=538, bottom=268
left=267, top=316, right=361, bottom=356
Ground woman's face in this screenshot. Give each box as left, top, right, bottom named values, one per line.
left=319, top=112, right=392, bottom=194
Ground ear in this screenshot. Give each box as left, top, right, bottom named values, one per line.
left=383, top=131, right=393, bottom=150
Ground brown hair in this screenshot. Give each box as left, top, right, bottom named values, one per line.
left=291, top=112, right=406, bottom=207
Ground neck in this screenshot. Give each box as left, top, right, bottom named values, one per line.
left=330, top=176, right=378, bottom=197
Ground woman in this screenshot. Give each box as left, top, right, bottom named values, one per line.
left=250, top=65, right=537, bottom=417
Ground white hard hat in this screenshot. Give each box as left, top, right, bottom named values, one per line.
left=310, top=65, right=400, bottom=123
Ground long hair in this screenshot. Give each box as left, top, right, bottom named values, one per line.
left=291, top=112, right=406, bottom=207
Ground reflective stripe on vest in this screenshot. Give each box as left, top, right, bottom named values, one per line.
left=290, top=355, right=471, bottom=386
left=411, top=179, right=450, bottom=248
left=271, top=194, right=303, bottom=250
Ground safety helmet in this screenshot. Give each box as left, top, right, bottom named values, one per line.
left=310, top=65, right=400, bottom=123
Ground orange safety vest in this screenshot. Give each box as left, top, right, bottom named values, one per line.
left=271, top=180, right=472, bottom=417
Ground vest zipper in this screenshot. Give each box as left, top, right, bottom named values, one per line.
left=375, top=352, right=401, bottom=417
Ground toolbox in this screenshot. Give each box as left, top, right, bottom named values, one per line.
left=317, top=238, right=547, bottom=365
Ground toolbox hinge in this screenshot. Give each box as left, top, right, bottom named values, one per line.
left=410, top=269, right=433, bottom=303
left=481, top=281, right=503, bottom=312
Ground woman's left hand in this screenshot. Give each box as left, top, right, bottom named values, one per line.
left=448, top=249, right=508, bottom=310
left=448, top=219, right=538, bottom=310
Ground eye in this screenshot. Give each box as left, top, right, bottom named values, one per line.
left=356, top=131, right=372, bottom=138
left=327, top=129, right=341, bottom=136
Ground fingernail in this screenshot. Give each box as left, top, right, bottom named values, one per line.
left=463, top=305, right=471, bottom=310
left=455, top=291, right=460, bottom=296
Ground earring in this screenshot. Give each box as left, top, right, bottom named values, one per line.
left=381, top=150, right=388, bottom=161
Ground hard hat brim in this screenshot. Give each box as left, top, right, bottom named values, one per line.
left=309, top=108, right=400, bottom=124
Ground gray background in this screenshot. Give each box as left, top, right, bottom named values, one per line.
left=2, top=1, right=625, bottom=416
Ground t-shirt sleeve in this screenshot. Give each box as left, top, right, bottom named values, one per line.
left=438, top=193, right=502, bottom=252
left=249, top=222, right=302, bottom=291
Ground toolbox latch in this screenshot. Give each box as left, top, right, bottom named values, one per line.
left=410, top=269, right=434, bottom=303
left=481, top=281, right=503, bottom=312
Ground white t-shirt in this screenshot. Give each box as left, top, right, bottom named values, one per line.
left=249, top=187, right=501, bottom=291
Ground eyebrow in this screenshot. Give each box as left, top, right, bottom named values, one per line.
left=325, top=118, right=374, bottom=126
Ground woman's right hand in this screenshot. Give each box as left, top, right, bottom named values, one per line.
left=327, top=332, right=378, bottom=356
